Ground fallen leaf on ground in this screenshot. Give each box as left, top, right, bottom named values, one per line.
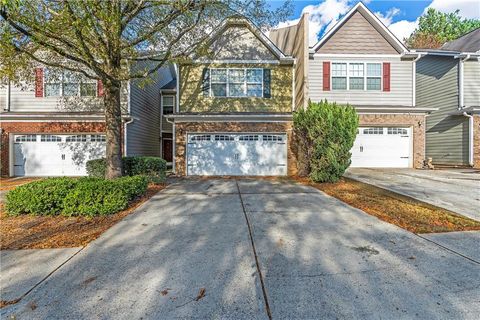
left=195, top=288, right=206, bottom=301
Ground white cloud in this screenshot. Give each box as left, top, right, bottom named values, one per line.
left=388, top=20, right=419, bottom=42
left=375, top=7, right=400, bottom=26
left=428, top=0, right=480, bottom=19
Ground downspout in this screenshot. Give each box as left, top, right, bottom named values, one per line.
left=412, top=53, right=424, bottom=107
left=5, top=79, right=11, bottom=111
left=123, top=118, right=134, bottom=156
left=462, top=112, right=474, bottom=166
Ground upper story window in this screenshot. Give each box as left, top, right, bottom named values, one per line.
left=207, top=68, right=267, bottom=98
left=162, top=95, right=175, bottom=115
left=331, top=62, right=382, bottom=91
left=44, top=69, right=96, bottom=97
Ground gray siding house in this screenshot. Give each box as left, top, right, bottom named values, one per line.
left=416, top=28, right=480, bottom=168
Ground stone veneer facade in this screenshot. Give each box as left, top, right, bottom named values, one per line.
left=358, top=113, right=426, bottom=168
left=0, top=121, right=107, bottom=177
left=174, top=121, right=298, bottom=176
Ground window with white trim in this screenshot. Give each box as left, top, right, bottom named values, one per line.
left=15, top=135, right=37, bottom=142
left=44, top=69, right=96, bottom=97
left=262, top=135, right=283, bottom=141
left=162, top=95, right=174, bottom=115
left=210, top=68, right=263, bottom=97
left=363, top=128, right=384, bottom=135
left=90, top=135, right=106, bottom=142
left=40, top=135, right=62, bottom=142
left=387, top=128, right=408, bottom=135
left=214, top=135, right=234, bottom=141
left=331, top=62, right=382, bottom=91
left=66, top=135, right=87, bottom=142
left=239, top=135, right=259, bottom=141
left=190, top=135, right=211, bottom=141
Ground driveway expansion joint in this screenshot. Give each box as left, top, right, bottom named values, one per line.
left=415, top=234, right=480, bottom=265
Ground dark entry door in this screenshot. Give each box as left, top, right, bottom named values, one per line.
left=163, top=139, right=173, bottom=162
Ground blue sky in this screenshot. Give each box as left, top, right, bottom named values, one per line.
left=267, top=0, right=480, bottom=45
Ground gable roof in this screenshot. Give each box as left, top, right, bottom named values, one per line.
left=311, top=2, right=408, bottom=54
left=197, top=16, right=294, bottom=63
left=441, top=28, right=480, bottom=53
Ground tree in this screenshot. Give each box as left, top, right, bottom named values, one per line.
left=0, top=0, right=292, bottom=178
left=407, top=8, right=480, bottom=49
left=293, top=100, right=358, bottom=183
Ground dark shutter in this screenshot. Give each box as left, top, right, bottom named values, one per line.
left=263, top=68, right=271, bottom=98
left=201, top=68, right=210, bottom=96
left=323, top=61, right=330, bottom=91
left=35, top=68, right=44, bottom=97
left=383, top=62, right=390, bottom=92
left=97, top=80, right=104, bottom=97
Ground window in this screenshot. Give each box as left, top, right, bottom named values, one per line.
left=263, top=135, right=283, bottom=142
left=66, top=135, right=87, bottom=142
left=15, top=135, right=37, bottom=142
left=349, top=63, right=364, bottom=90
left=209, top=68, right=263, bottom=97
left=363, top=127, right=384, bottom=135
left=332, top=63, right=347, bottom=90
left=90, top=135, right=106, bottom=142
left=214, top=135, right=234, bottom=141
left=387, top=128, right=408, bottom=135
left=367, top=63, right=382, bottom=90
left=331, top=62, right=382, bottom=91
left=162, top=95, right=175, bottom=114
left=190, top=135, right=211, bottom=141
left=239, top=135, right=259, bottom=141
left=44, top=69, right=96, bottom=97
left=40, top=135, right=62, bottom=142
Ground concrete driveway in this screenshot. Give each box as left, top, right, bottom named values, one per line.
left=345, top=168, right=480, bottom=221
left=2, top=178, right=480, bottom=319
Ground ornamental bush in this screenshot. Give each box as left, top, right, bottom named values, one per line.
left=5, top=175, right=149, bottom=217
left=86, top=156, right=167, bottom=183
left=293, top=100, right=359, bottom=183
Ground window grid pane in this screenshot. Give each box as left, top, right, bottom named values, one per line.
left=367, top=63, right=381, bottom=77
left=211, top=69, right=227, bottom=83
left=367, top=78, right=381, bottom=90
left=349, top=77, right=364, bottom=90
left=363, top=127, right=384, bottom=135
left=349, top=63, right=364, bottom=77
left=332, top=63, right=347, bottom=76
left=332, top=77, right=347, bottom=90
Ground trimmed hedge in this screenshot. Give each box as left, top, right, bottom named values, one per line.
left=5, top=175, right=148, bottom=217
left=293, top=100, right=359, bottom=183
left=86, top=156, right=167, bottom=183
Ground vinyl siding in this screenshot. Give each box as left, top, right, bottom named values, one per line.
left=126, top=64, right=173, bottom=157
left=416, top=56, right=469, bottom=165
left=179, top=63, right=292, bottom=113
left=205, top=25, right=277, bottom=61
left=464, top=59, right=480, bottom=107
left=309, top=56, right=413, bottom=106
left=316, top=11, right=399, bottom=54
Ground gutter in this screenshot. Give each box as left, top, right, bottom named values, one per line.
left=4, top=79, right=11, bottom=111
left=462, top=112, right=474, bottom=166
left=166, top=117, right=176, bottom=173
left=123, top=117, right=135, bottom=156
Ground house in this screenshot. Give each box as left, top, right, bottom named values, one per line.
left=271, top=2, right=437, bottom=169
left=0, top=63, right=175, bottom=177
left=415, top=28, right=480, bottom=168
left=165, top=16, right=297, bottom=176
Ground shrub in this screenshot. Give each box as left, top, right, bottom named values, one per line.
left=5, top=176, right=149, bottom=217
left=86, top=156, right=167, bottom=183
left=5, top=178, right=78, bottom=216
left=293, top=100, right=358, bottom=183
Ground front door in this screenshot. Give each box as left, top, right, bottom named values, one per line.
left=163, top=139, right=173, bottom=162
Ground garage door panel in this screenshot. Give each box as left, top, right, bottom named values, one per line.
left=187, top=133, right=287, bottom=176
left=13, top=134, right=106, bottom=176
left=350, top=127, right=412, bottom=168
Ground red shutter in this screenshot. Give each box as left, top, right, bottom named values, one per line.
left=323, top=61, right=330, bottom=91
left=97, top=80, right=104, bottom=97
left=383, top=62, right=390, bottom=92
left=35, top=68, right=44, bottom=97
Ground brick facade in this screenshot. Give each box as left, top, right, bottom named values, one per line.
left=174, top=121, right=298, bottom=176
left=0, top=121, right=107, bottom=176
left=474, top=115, right=480, bottom=169
left=358, top=113, right=426, bottom=168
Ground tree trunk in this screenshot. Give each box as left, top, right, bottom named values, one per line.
left=103, top=81, right=123, bottom=179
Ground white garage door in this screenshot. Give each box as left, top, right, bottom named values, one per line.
left=13, top=134, right=106, bottom=176
left=187, top=133, right=287, bottom=176
left=350, top=127, right=412, bottom=168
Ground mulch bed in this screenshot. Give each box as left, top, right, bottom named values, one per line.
left=0, top=178, right=41, bottom=191
left=296, top=177, right=480, bottom=234
left=0, top=184, right=165, bottom=250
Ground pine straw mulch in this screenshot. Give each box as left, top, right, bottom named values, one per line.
left=295, top=176, right=480, bottom=234
left=0, top=184, right=165, bottom=250
left=0, top=178, right=42, bottom=191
